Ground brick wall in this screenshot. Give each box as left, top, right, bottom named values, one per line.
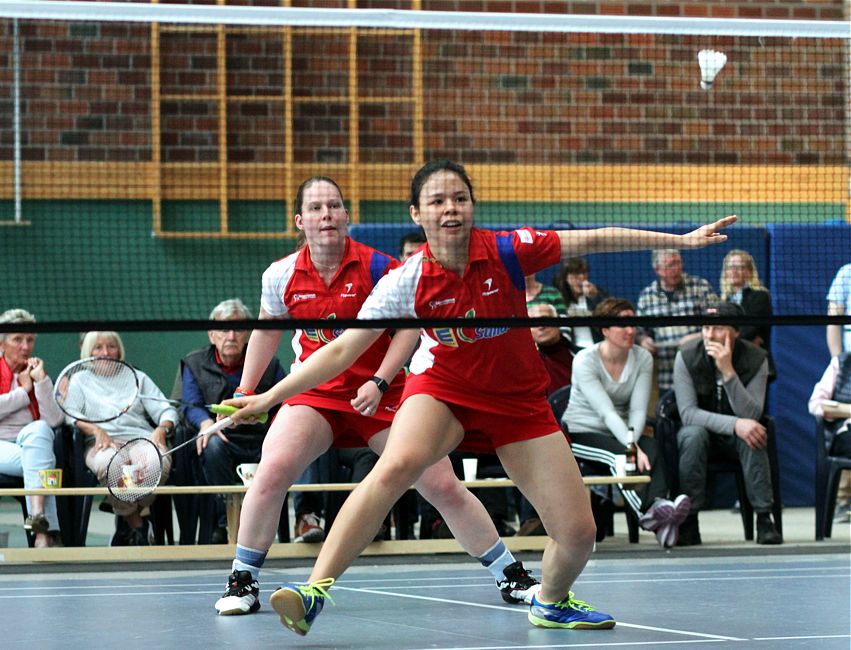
left=0, top=0, right=847, bottom=167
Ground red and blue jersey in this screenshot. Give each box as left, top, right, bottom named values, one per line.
left=358, top=227, right=562, bottom=416
left=260, top=237, right=403, bottom=411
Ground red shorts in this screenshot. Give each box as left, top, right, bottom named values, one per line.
left=400, top=392, right=560, bottom=453
left=285, top=395, right=395, bottom=448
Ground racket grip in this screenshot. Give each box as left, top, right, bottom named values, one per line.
left=210, top=403, right=269, bottom=424
left=199, top=416, right=233, bottom=438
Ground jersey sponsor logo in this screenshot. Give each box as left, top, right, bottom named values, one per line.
left=292, top=292, right=317, bottom=302
left=303, top=313, right=345, bottom=343
left=428, top=308, right=509, bottom=347
left=428, top=298, right=456, bottom=309
left=482, top=277, right=499, bottom=296
left=517, top=229, right=533, bottom=244
left=339, top=282, right=357, bottom=298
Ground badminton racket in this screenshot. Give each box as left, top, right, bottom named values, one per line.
left=105, top=415, right=239, bottom=502
left=54, top=357, right=268, bottom=425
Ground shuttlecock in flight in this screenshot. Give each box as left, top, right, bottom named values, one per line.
left=697, top=49, right=727, bottom=90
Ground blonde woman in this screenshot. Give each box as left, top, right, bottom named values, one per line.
left=720, top=249, right=772, bottom=351
left=70, top=331, right=177, bottom=546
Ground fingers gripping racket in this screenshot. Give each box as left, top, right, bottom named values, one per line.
left=105, top=415, right=239, bottom=502
left=54, top=357, right=268, bottom=425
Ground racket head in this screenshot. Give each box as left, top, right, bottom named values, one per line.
left=54, top=357, right=140, bottom=424
left=105, top=438, right=163, bottom=502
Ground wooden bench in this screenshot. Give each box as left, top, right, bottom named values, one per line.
left=0, top=475, right=649, bottom=548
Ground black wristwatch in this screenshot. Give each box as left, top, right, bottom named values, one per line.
left=370, top=376, right=390, bottom=393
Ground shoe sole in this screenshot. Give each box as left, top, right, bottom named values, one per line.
left=215, top=602, right=260, bottom=616
left=270, top=588, right=310, bottom=636
left=528, top=612, right=616, bottom=629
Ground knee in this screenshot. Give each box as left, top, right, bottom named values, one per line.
left=373, top=453, right=428, bottom=493
left=677, top=425, right=708, bottom=450
left=415, top=468, right=466, bottom=509
left=17, top=421, right=54, bottom=446
left=543, top=498, right=597, bottom=552
left=201, top=435, right=228, bottom=459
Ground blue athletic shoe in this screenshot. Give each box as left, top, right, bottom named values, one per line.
left=269, top=578, right=335, bottom=636
left=528, top=591, right=616, bottom=629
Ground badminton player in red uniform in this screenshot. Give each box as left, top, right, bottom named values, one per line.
left=215, top=176, right=540, bottom=616
left=225, top=161, right=736, bottom=634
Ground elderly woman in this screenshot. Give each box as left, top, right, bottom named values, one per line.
left=0, top=309, right=64, bottom=547
left=563, top=297, right=690, bottom=547
left=69, top=331, right=177, bottom=546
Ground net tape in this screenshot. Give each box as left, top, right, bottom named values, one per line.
left=1, top=1, right=849, bottom=38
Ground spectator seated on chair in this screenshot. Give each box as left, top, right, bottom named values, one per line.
left=0, top=308, right=64, bottom=548
left=68, top=331, right=177, bottom=546
left=553, top=256, right=610, bottom=351
left=673, top=302, right=781, bottom=546
left=177, top=299, right=285, bottom=544
left=563, top=298, right=690, bottom=548
left=636, top=249, right=718, bottom=393
left=807, top=352, right=851, bottom=532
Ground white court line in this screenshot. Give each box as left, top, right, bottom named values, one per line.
left=334, top=586, right=745, bottom=642
left=407, top=642, right=724, bottom=650
left=753, top=635, right=851, bottom=641
left=321, top=565, right=850, bottom=584
left=0, top=589, right=223, bottom=599
left=0, top=570, right=847, bottom=593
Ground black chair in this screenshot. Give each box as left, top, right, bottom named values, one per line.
left=0, top=425, right=81, bottom=548
left=70, top=426, right=176, bottom=545
left=172, top=422, right=291, bottom=545
left=0, top=473, right=34, bottom=547
left=549, top=385, right=640, bottom=543
left=654, top=390, right=782, bottom=541
left=814, top=417, right=851, bottom=540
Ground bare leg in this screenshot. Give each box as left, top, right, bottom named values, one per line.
left=237, top=405, right=333, bottom=551
left=309, top=395, right=463, bottom=581
left=497, top=432, right=596, bottom=602
left=369, top=406, right=497, bottom=558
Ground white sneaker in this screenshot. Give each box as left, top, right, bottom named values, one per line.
left=215, top=570, right=260, bottom=615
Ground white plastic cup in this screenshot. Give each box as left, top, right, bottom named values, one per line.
left=615, top=455, right=627, bottom=476
left=462, top=458, right=478, bottom=482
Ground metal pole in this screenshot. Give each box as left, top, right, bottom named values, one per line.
left=13, top=17, right=22, bottom=223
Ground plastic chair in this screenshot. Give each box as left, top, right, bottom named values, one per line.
left=814, top=417, right=851, bottom=540
left=654, top=390, right=783, bottom=541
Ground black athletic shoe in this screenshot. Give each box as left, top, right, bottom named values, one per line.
left=676, top=514, right=702, bottom=546
left=756, top=513, right=783, bottom=545
left=497, top=561, right=541, bottom=605
left=215, top=570, right=261, bottom=615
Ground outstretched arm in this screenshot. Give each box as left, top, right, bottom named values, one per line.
left=557, top=215, right=736, bottom=256
left=223, top=328, right=384, bottom=421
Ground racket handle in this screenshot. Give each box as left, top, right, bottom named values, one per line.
left=210, top=403, right=269, bottom=424
left=200, top=416, right=234, bottom=438
left=164, top=416, right=236, bottom=458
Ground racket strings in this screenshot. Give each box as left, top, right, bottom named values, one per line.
left=55, top=357, right=140, bottom=423
left=106, top=438, right=163, bottom=502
